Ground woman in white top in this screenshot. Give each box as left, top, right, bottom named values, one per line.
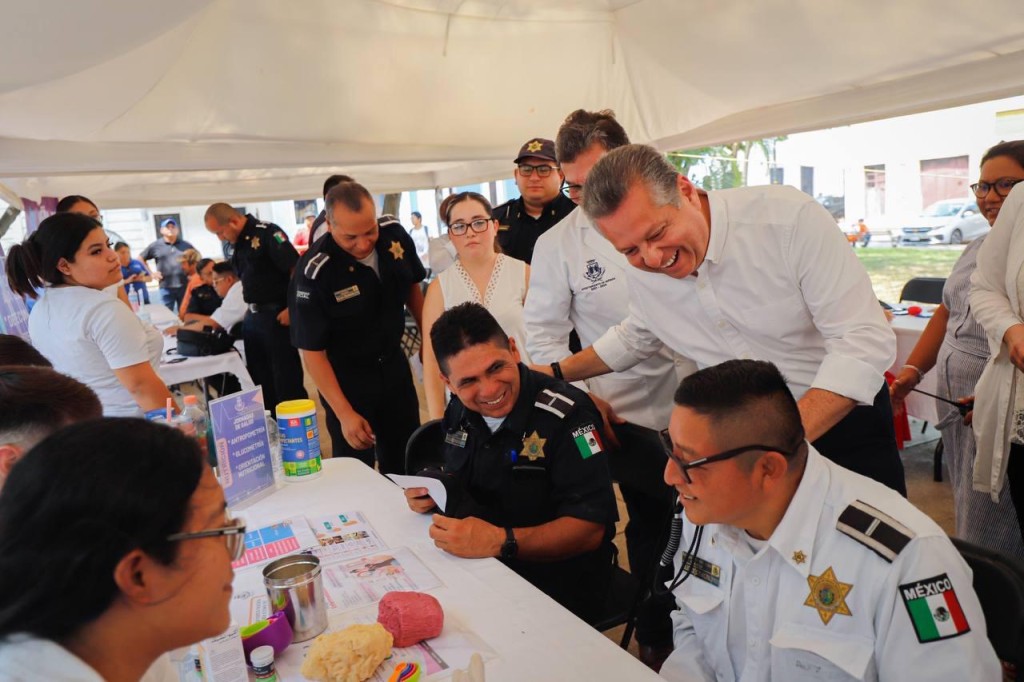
left=0, top=419, right=240, bottom=681
left=422, top=191, right=531, bottom=419
left=56, top=194, right=132, bottom=306
left=6, top=213, right=171, bottom=416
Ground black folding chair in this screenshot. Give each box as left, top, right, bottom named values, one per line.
left=951, top=538, right=1024, bottom=678
left=404, top=419, right=445, bottom=475
left=899, top=277, right=945, bottom=305
left=588, top=545, right=644, bottom=649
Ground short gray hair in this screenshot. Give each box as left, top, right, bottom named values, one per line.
left=581, top=144, right=681, bottom=220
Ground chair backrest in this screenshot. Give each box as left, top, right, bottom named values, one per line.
left=404, top=419, right=445, bottom=475
left=951, top=537, right=1024, bottom=667
left=899, top=277, right=945, bottom=304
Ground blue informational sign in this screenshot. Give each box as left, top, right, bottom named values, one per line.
left=209, top=387, right=275, bottom=507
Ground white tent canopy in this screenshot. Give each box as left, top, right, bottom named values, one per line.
left=2, top=0, right=1023, bottom=207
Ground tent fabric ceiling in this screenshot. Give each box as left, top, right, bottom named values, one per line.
left=1, top=0, right=1023, bottom=207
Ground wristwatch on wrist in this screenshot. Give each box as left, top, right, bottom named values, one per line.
left=500, top=527, right=518, bottom=560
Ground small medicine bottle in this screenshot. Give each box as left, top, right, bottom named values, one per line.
left=250, top=645, right=279, bottom=681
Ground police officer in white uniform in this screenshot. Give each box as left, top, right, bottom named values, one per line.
left=658, top=359, right=999, bottom=681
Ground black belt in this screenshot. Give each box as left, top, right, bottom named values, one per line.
left=247, top=302, right=284, bottom=313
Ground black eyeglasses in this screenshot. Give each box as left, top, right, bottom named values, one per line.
left=658, top=429, right=796, bottom=484
left=167, top=517, right=247, bottom=561
left=448, top=218, right=492, bottom=236
left=970, top=178, right=1023, bottom=199
left=517, top=164, right=559, bottom=177
left=561, top=181, right=583, bottom=200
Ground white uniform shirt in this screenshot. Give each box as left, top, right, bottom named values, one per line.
left=0, top=635, right=176, bottom=681
left=29, top=286, right=163, bottom=417
left=210, top=281, right=246, bottom=330
left=660, top=447, right=1000, bottom=682
left=593, top=186, right=895, bottom=405
left=525, top=208, right=693, bottom=431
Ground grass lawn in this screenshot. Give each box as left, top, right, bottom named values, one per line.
left=853, top=246, right=964, bottom=303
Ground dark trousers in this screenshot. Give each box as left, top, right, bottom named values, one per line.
left=812, top=382, right=907, bottom=496
left=321, top=351, right=419, bottom=475
left=242, top=310, right=306, bottom=415
left=609, top=422, right=677, bottom=647
left=160, top=285, right=186, bottom=312
left=1008, top=444, right=1024, bottom=543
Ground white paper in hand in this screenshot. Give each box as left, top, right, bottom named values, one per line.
left=386, top=473, right=448, bottom=513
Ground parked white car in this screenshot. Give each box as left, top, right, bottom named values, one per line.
left=893, top=199, right=988, bottom=246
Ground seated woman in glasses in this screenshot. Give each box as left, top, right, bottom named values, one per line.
left=422, top=192, right=533, bottom=419
left=0, top=418, right=243, bottom=679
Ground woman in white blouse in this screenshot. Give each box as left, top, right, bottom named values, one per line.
left=422, top=192, right=532, bottom=419
left=970, top=182, right=1024, bottom=544
left=6, top=213, right=172, bottom=416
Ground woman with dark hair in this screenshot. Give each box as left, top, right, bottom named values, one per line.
left=0, top=418, right=241, bottom=678
left=892, top=140, right=1024, bottom=559
left=5, top=213, right=171, bottom=416
left=57, top=194, right=133, bottom=306
left=421, top=191, right=532, bottom=419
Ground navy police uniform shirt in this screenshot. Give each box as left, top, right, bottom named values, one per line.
left=185, top=284, right=222, bottom=316
left=492, top=193, right=576, bottom=264
left=231, top=214, right=299, bottom=305
left=288, top=218, right=425, bottom=362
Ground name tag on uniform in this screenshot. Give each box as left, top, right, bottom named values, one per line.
left=681, top=553, right=721, bottom=587
left=444, top=430, right=468, bottom=448
left=334, top=285, right=360, bottom=302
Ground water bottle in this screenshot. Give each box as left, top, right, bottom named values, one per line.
left=128, top=288, right=140, bottom=313
left=183, top=395, right=212, bottom=465
left=264, top=409, right=283, bottom=481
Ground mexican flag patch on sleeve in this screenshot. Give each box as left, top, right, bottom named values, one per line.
left=273, top=231, right=287, bottom=243
left=899, top=573, right=970, bottom=643
left=572, top=425, right=603, bottom=459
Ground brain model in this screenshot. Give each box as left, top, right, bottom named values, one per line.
left=300, top=623, right=394, bottom=682
left=377, top=591, right=444, bottom=647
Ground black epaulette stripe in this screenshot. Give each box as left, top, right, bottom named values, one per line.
left=836, top=500, right=915, bottom=563
left=304, top=253, right=329, bottom=280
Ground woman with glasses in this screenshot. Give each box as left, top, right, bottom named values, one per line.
left=0, top=418, right=242, bottom=679
left=421, top=192, right=533, bottom=419
left=6, top=213, right=171, bottom=417
left=891, top=140, right=1024, bottom=559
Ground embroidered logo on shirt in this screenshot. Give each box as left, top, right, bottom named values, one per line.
left=571, top=425, right=603, bottom=459
left=584, top=259, right=605, bottom=283
left=273, top=231, right=286, bottom=244
left=899, top=573, right=971, bottom=643
left=522, top=431, right=546, bottom=461
left=389, top=241, right=405, bottom=260
left=295, top=289, right=311, bottom=300
left=334, top=285, right=360, bottom=302
left=251, top=237, right=261, bottom=249
left=804, top=566, right=852, bottom=625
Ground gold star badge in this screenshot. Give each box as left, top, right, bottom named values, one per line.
left=389, top=240, right=404, bottom=260
left=792, top=550, right=806, bottom=565
left=804, top=566, right=852, bottom=625
left=526, top=140, right=543, bottom=153
left=251, top=237, right=260, bottom=249
left=522, top=431, right=546, bottom=461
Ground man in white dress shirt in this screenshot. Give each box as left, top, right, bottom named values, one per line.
left=163, top=262, right=245, bottom=335
left=658, top=359, right=998, bottom=681
left=551, top=144, right=905, bottom=494
left=525, top=109, right=689, bottom=667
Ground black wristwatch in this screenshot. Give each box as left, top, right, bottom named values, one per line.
left=550, top=361, right=564, bottom=380
left=500, top=527, right=518, bottom=560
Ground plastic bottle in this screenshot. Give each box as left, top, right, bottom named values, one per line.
left=264, top=409, right=283, bottom=481
left=276, top=399, right=322, bottom=481
left=250, top=645, right=279, bottom=681
left=128, top=288, right=140, bottom=312
left=182, top=395, right=212, bottom=464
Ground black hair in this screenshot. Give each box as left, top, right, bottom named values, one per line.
left=411, top=211, right=422, bottom=219
left=0, top=335, right=51, bottom=367
left=325, top=181, right=374, bottom=218
left=56, top=195, right=98, bottom=214
left=323, top=174, right=355, bottom=199
left=430, top=302, right=509, bottom=375
left=555, top=109, right=630, bottom=165
left=0, top=418, right=205, bottom=641
left=981, top=140, right=1024, bottom=170
left=114, top=241, right=129, bottom=251
left=438, top=192, right=494, bottom=227
left=5, top=212, right=103, bottom=298
left=0, top=366, right=102, bottom=444
left=674, top=359, right=805, bottom=456
left=196, top=257, right=215, bottom=273
left=212, top=261, right=236, bottom=277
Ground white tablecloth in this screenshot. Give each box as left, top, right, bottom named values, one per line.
left=229, top=458, right=661, bottom=681
left=142, top=304, right=255, bottom=390
left=888, top=315, right=939, bottom=423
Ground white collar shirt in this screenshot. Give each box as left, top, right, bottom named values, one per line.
left=0, top=635, right=177, bottom=682
left=210, top=280, right=246, bottom=330
left=660, top=447, right=1000, bottom=682
left=592, top=185, right=896, bottom=405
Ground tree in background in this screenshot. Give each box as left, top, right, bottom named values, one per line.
left=667, top=136, right=786, bottom=190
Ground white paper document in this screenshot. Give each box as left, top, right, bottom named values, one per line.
left=386, top=473, right=448, bottom=513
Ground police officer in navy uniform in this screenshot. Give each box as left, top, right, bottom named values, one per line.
left=204, top=203, right=306, bottom=413
left=492, top=138, right=576, bottom=264
left=289, top=181, right=425, bottom=474
left=404, top=302, right=618, bottom=622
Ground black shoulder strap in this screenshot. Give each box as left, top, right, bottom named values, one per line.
left=836, top=499, right=915, bottom=563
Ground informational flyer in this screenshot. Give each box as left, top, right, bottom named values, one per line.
left=321, top=547, right=443, bottom=612
left=307, top=511, right=386, bottom=561
left=232, top=516, right=318, bottom=570
left=209, top=387, right=275, bottom=507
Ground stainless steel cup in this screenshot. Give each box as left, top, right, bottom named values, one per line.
left=262, top=554, right=328, bottom=642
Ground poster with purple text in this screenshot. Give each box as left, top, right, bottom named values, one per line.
left=210, top=387, right=274, bottom=507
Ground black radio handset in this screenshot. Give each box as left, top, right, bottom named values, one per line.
left=653, top=501, right=705, bottom=595
left=658, top=501, right=684, bottom=569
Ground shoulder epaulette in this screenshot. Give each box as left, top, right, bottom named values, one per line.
left=534, top=388, right=575, bottom=419
left=836, top=499, right=915, bottom=563
left=255, top=221, right=269, bottom=230
left=304, top=252, right=330, bottom=280
left=378, top=214, right=401, bottom=229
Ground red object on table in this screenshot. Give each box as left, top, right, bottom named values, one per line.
left=885, top=371, right=911, bottom=450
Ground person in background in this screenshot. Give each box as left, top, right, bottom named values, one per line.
left=177, top=248, right=203, bottom=319
left=857, top=217, right=872, bottom=247
left=182, top=257, right=221, bottom=319
left=5, top=213, right=171, bottom=416
left=295, top=214, right=314, bottom=250
left=0, top=334, right=51, bottom=367
left=56, top=195, right=131, bottom=307
left=891, top=140, right=1024, bottom=561
left=114, top=241, right=152, bottom=305
left=0, top=418, right=240, bottom=680
left=409, top=211, right=430, bottom=263
left=422, top=191, right=531, bottom=419
left=141, top=218, right=195, bottom=312
left=659, top=360, right=999, bottom=681
left=167, top=262, right=245, bottom=337
left=0, top=366, right=102, bottom=488
left=492, top=138, right=576, bottom=264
